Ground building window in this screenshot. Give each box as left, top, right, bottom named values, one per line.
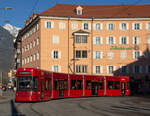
left=120, top=66, right=128, bottom=74
left=53, top=51, right=58, bottom=59
left=107, top=36, right=115, bottom=45
left=77, top=10, right=82, bottom=15
left=37, top=37, right=39, bottom=45
left=52, top=65, right=61, bottom=72
left=30, top=42, right=33, bottom=49
left=22, top=47, right=24, bottom=53
left=133, top=50, right=141, bottom=59
left=120, top=36, right=128, bottom=45
left=75, top=35, right=88, bottom=43
left=33, top=40, right=36, bottom=47
left=76, top=65, right=81, bottom=73
left=120, top=51, right=127, bottom=60
left=72, top=22, right=78, bottom=30
left=133, top=36, right=140, bottom=45
left=133, top=23, right=141, bottom=30
left=107, top=23, right=115, bottom=30
left=146, top=65, right=150, bottom=74
left=107, top=66, right=115, bottom=74
left=82, top=65, right=88, bottom=73
left=94, top=66, right=102, bottom=74
left=120, top=23, right=128, bottom=30
left=24, top=58, right=26, bottom=64
left=147, top=37, right=150, bottom=44
left=94, top=51, right=102, bottom=59
left=83, top=23, right=89, bottom=30
left=93, top=36, right=102, bottom=45
left=95, top=23, right=102, bottom=30
left=59, top=22, right=66, bottom=30
left=27, top=44, right=30, bottom=51
left=45, top=21, right=54, bottom=29
left=107, top=51, right=114, bottom=59
left=22, top=59, right=24, bottom=65
left=27, top=56, right=30, bottom=63
left=75, top=50, right=87, bottom=58
left=53, top=35, right=59, bottom=44
left=146, top=22, right=150, bottom=30
left=76, top=65, right=88, bottom=73
left=37, top=52, right=39, bottom=60
left=30, top=55, right=33, bottom=62
left=133, top=65, right=142, bottom=74
left=33, top=54, right=36, bottom=61
left=82, top=50, right=87, bottom=58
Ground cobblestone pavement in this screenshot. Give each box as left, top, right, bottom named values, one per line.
left=0, top=95, right=150, bottom=116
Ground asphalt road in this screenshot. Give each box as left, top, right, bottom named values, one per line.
left=0, top=95, right=150, bottom=116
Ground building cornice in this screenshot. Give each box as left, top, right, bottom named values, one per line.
left=39, top=16, right=150, bottom=21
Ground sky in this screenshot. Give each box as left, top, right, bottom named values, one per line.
left=0, top=0, right=150, bottom=28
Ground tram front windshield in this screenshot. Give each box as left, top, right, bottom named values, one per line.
left=17, top=76, right=38, bottom=91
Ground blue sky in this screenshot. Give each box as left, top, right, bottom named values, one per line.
left=0, top=0, right=150, bottom=28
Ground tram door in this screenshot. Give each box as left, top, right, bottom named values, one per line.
left=121, top=82, right=126, bottom=96
left=41, top=79, right=44, bottom=100
left=92, top=81, right=98, bottom=96
left=59, top=80, right=64, bottom=98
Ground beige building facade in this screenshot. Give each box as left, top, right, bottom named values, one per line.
left=17, top=4, right=150, bottom=93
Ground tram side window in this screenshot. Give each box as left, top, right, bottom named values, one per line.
left=55, top=80, right=59, bottom=90
left=33, top=77, right=39, bottom=90
left=45, top=79, right=48, bottom=90
left=114, top=81, right=120, bottom=89
left=48, top=79, right=52, bottom=90
left=71, top=80, right=82, bottom=90
left=108, top=81, right=113, bottom=89
left=64, top=80, right=68, bottom=90
left=86, top=80, right=91, bottom=90
left=127, top=82, right=130, bottom=89
left=99, top=81, right=103, bottom=89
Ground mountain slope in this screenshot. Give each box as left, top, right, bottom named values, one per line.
left=3, top=24, right=20, bottom=37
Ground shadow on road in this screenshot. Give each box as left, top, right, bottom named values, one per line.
left=10, top=100, right=25, bottom=116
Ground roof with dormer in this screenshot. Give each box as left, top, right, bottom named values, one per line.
left=39, top=4, right=150, bottom=18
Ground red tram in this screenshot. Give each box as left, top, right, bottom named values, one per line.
left=15, top=68, right=130, bottom=101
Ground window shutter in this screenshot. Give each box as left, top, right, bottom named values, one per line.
left=127, top=23, right=129, bottom=30
left=132, top=37, right=135, bottom=44
left=51, top=21, right=54, bottom=28
left=58, top=51, right=61, bottom=59
left=88, top=23, right=91, bottom=30
left=45, top=21, right=47, bottom=28
left=101, top=23, right=103, bottom=30
left=59, top=65, right=61, bottom=72
left=93, top=37, right=96, bottom=44
left=106, top=37, right=109, bottom=44
left=119, top=37, right=122, bottom=44
left=107, top=66, right=109, bottom=74
left=51, top=50, right=54, bottom=59
left=133, top=65, right=135, bottom=73
left=82, top=23, right=84, bottom=30
left=119, top=23, right=122, bottom=30
left=93, top=52, right=96, bottom=59
left=101, top=52, right=103, bottom=59
left=52, top=65, right=54, bottom=72
left=132, top=51, right=135, bottom=59
left=114, top=37, right=116, bottom=44
left=127, top=66, right=129, bottom=73
left=127, top=36, right=129, bottom=44
left=132, top=23, right=135, bottom=30
left=100, top=66, right=103, bottom=73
